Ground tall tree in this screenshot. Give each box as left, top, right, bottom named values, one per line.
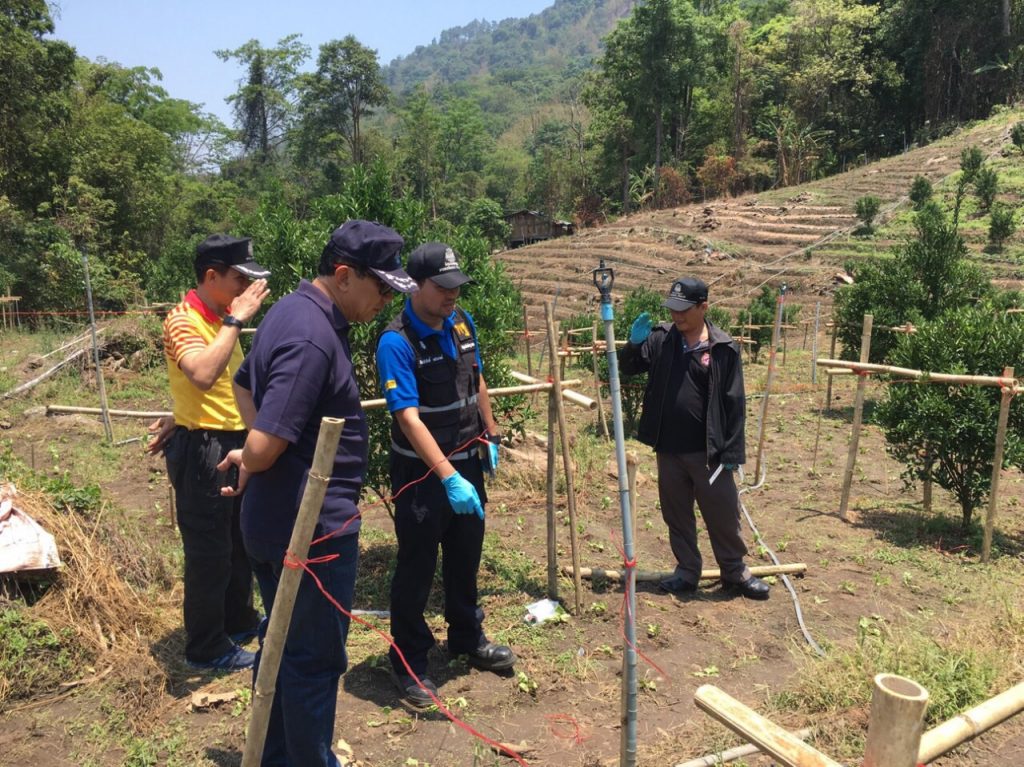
left=216, top=34, right=309, bottom=163
left=296, top=36, right=388, bottom=170
left=0, top=0, right=76, bottom=210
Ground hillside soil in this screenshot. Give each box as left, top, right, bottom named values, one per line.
left=2, top=345, right=1024, bottom=767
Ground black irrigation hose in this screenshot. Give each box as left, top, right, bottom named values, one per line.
left=739, top=464, right=827, bottom=658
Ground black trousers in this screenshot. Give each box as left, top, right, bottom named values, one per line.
left=388, top=454, right=488, bottom=678
left=165, top=427, right=259, bottom=662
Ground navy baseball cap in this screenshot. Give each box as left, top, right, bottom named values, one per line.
left=663, top=276, right=708, bottom=311
left=320, top=220, right=417, bottom=294
left=407, top=242, right=472, bottom=289
left=195, top=234, right=270, bottom=279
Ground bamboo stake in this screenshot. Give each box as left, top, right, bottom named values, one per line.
left=754, top=291, right=785, bottom=480
left=675, top=728, right=814, bottom=767
left=523, top=306, right=533, bottom=378
left=626, top=452, right=638, bottom=551
left=982, top=366, right=1014, bottom=563
left=593, top=321, right=610, bottom=439
left=694, top=685, right=844, bottom=767
left=81, top=249, right=112, bottom=442
left=923, top=450, right=933, bottom=514
left=825, top=324, right=837, bottom=411
left=918, top=680, right=1024, bottom=764
left=242, top=417, right=345, bottom=767
left=863, top=673, right=929, bottom=767
left=545, top=382, right=558, bottom=600
left=545, top=304, right=581, bottom=614
left=566, top=563, right=806, bottom=582
left=811, top=302, right=820, bottom=384
left=838, top=314, right=872, bottom=521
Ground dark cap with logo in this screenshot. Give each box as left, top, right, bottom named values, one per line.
left=662, top=276, right=708, bottom=311
left=320, top=220, right=417, bottom=294
left=407, top=242, right=472, bottom=289
left=195, top=234, right=270, bottom=279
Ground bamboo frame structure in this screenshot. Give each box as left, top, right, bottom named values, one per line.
left=918, top=680, right=1024, bottom=763
left=241, top=417, right=344, bottom=767
left=545, top=304, right=583, bottom=614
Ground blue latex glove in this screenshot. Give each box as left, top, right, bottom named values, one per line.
left=442, top=471, right=484, bottom=519
left=722, top=463, right=738, bottom=471
left=629, top=312, right=653, bottom=344
left=487, top=434, right=500, bottom=473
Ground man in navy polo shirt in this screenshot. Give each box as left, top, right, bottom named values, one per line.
left=219, top=220, right=416, bottom=767
left=376, top=242, right=515, bottom=711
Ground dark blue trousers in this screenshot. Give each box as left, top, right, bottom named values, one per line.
left=246, top=531, right=359, bottom=767
left=388, top=455, right=487, bottom=678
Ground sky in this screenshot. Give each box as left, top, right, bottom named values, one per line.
left=50, top=0, right=555, bottom=124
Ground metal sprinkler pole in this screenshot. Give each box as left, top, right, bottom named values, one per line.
left=593, top=260, right=638, bottom=767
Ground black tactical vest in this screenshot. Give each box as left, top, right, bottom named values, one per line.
left=385, top=307, right=482, bottom=461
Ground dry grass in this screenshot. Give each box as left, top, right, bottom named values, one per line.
left=2, top=487, right=176, bottom=717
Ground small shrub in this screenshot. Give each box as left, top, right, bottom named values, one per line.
left=909, top=175, right=933, bottom=210
left=855, top=195, right=882, bottom=231
left=974, top=167, right=999, bottom=212
left=960, top=146, right=984, bottom=182
left=988, top=202, right=1017, bottom=249
left=1011, top=121, right=1024, bottom=153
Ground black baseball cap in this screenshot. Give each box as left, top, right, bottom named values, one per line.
left=195, top=234, right=270, bottom=279
left=663, top=276, right=708, bottom=311
left=407, top=242, right=472, bottom=289
left=320, top=220, right=417, bottom=294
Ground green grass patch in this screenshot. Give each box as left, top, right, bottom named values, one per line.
left=0, top=608, right=85, bottom=702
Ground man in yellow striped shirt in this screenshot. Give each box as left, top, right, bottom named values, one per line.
left=156, top=234, right=270, bottom=670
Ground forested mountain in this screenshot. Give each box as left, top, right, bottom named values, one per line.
left=2, top=0, right=1023, bottom=318
left=384, top=0, right=635, bottom=94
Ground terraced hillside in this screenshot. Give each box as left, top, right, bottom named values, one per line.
left=497, top=109, right=1024, bottom=324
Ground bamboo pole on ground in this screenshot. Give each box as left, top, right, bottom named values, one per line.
left=982, top=366, right=1014, bottom=563
left=566, top=563, right=806, bottom=582
left=242, top=417, right=344, bottom=767
left=838, top=314, right=872, bottom=521
left=694, top=685, right=844, bottom=767
left=825, top=324, right=837, bottom=411
left=545, top=381, right=558, bottom=600
left=545, top=304, right=582, bottom=614
left=918, top=680, right=1024, bottom=763
left=3, top=350, right=87, bottom=400
left=863, top=673, right=929, bottom=767
left=593, top=321, right=609, bottom=439
left=675, top=728, right=814, bottom=767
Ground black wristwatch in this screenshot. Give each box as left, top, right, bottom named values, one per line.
left=223, top=315, right=244, bottom=329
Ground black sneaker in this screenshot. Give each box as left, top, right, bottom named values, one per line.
left=462, top=642, right=516, bottom=672
left=185, top=644, right=256, bottom=671
left=392, top=670, right=439, bottom=711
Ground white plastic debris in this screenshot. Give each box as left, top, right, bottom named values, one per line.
left=0, top=483, right=62, bottom=573
left=523, top=598, right=562, bottom=625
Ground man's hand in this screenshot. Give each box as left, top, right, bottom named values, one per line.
left=217, top=449, right=250, bottom=496
left=227, top=279, right=270, bottom=324
left=146, top=416, right=175, bottom=456
left=629, top=312, right=653, bottom=345
left=442, top=472, right=484, bottom=519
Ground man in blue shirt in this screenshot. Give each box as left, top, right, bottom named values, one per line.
left=219, top=220, right=416, bottom=767
left=376, top=242, right=515, bottom=710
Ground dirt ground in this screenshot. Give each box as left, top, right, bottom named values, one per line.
left=3, top=342, right=1024, bottom=767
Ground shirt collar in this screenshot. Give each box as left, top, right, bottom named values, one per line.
left=184, top=289, right=222, bottom=325
left=403, top=299, right=455, bottom=338
left=299, top=279, right=350, bottom=334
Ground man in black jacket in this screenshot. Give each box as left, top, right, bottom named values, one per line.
left=620, top=276, right=769, bottom=600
